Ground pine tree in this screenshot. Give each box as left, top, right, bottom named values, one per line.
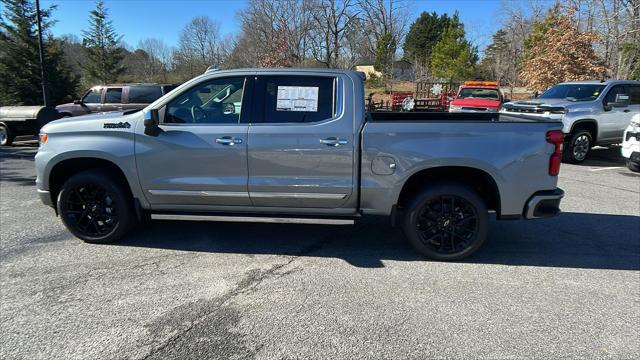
left=0, top=0, right=78, bottom=105
left=429, top=13, right=477, bottom=81
left=480, top=29, right=510, bottom=82
left=374, top=32, right=396, bottom=76
left=81, top=0, right=124, bottom=84
left=402, top=12, right=453, bottom=73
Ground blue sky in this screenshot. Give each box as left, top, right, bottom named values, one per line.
left=38, top=0, right=545, bottom=52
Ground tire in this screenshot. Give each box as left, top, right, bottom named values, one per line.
left=402, top=183, right=489, bottom=261
left=0, top=125, right=15, bottom=146
left=57, top=169, right=135, bottom=243
left=563, top=129, right=592, bottom=163
left=627, top=159, right=640, bottom=173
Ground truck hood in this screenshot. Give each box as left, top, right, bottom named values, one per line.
left=450, top=98, right=501, bottom=108
left=505, top=98, right=574, bottom=108
left=501, top=98, right=578, bottom=115
left=42, top=111, right=139, bottom=133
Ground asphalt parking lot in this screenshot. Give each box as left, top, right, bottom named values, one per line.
left=1, top=140, right=639, bottom=359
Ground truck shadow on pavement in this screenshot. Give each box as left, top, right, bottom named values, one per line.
left=575, top=147, right=627, bottom=167
left=116, top=212, right=639, bottom=271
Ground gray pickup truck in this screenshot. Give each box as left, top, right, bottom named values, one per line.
left=35, top=68, right=565, bottom=260
left=501, top=80, right=640, bottom=163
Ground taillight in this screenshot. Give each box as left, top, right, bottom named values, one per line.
left=546, top=130, right=564, bottom=176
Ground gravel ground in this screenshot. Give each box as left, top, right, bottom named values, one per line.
left=1, top=141, right=639, bottom=359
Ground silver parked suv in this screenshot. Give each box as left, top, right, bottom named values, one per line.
left=501, top=80, right=640, bottom=163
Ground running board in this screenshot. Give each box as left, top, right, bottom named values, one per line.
left=151, top=213, right=355, bottom=225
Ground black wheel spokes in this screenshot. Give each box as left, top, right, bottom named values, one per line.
left=65, top=183, right=118, bottom=237
left=416, top=195, right=479, bottom=255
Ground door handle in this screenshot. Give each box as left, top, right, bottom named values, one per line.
left=624, top=109, right=630, bottom=113
left=320, top=137, right=348, bottom=146
left=215, top=136, right=242, bottom=145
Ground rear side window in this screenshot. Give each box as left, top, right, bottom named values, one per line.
left=82, top=88, right=102, bottom=103
left=629, top=85, right=640, bottom=105
left=104, top=88, right=123, bottom=103
left=163, top=85, right=178, bottom=94
left=128, top=86, right=163, bottom=103
left=259, top=76, right=335, bottom=123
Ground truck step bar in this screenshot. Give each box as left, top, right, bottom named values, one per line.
left=150, top=213, right=355, bottom=225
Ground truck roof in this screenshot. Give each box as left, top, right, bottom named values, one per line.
left=202, top=67, right=364, bottom=79
left=556, top=79, right=640, bottom=86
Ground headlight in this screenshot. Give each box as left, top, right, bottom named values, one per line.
left=548, top=108, right=568, bottom=114
left=449, top=106, right=462, bottom=112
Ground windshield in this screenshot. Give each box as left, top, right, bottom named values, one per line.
left=457, top=88, right=500, bottom=100
left=539, top=84, right=605, bottom=101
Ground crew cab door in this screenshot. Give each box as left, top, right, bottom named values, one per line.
left=79, top=87, right=103, bottom=114
left=135, top=76, right=253, bottom=207
left=246, top=74, right=356, bottom=209
left=600, top=84, right=636, bottom=143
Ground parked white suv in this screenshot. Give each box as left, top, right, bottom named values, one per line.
left=501, top=80, right=640, bottom=163
left=622, top=114, right=640, bottom=172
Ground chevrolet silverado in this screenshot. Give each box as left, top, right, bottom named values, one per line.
left=35, top=68, right=565, bottom=260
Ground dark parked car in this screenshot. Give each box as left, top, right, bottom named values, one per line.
left=56, top=83, right=178, bottom=117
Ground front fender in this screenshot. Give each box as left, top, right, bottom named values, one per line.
left=35, top=131, right=147, bottom=208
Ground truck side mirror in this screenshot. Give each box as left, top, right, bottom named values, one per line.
left=143, top=109, right=160, bottom=136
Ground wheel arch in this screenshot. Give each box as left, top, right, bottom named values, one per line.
left=396, top=166, right=501, bottom=218
left=48, top=157, right=133, bottom=207
left=570, top=119, right=598, bottom=144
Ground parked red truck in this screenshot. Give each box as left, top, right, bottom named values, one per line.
left=448, top=81, right=504, bottom=113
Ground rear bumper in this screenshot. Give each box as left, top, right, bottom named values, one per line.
left=524, top=188, right=564, bottom=219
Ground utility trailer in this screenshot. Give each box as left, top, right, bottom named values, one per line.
left=0, top=106, right=60, bottom=146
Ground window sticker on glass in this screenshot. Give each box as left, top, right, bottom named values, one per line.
left=276, top=86, right=319, bottom=112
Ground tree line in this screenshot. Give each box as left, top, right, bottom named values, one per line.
left=480, top=0, right=639, bottom=93
left=1, top=0, right=638, bottom=106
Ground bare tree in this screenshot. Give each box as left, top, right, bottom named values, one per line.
left=308, top=0, right=358, bottom=68
left=233, top=0, right=314, bottom=67
left=173, top=16, right=222, bottom=79
left=137, top=38, right=172, bottom=82
left=357, top=0, right=409, bottom=57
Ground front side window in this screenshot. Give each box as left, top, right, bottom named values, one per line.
left=104, top=88, right=123, bottom=103
left=129, top=86, right=163, bottom=103
left=539, top=84, right=605, bottom=102
left=260, top=76, right=335, bottom=123
left=603, top=85, right=627, bottom=105
left=82, top=88, right=102, bottom=103
left=165, top=77, right=245, bottom=124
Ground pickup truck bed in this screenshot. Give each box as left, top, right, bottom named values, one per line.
left=35, top=68, right=565, bottom=260
left=361, top=112, right=563, bottom=218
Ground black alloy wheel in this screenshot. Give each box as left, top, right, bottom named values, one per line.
left=416, top=195, right=479, bottom=254
left=57, top=170, right=134, bottom=243
left=403, top=184, right=488, bottom=261
left=64, top=183, right=119, bottom=237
